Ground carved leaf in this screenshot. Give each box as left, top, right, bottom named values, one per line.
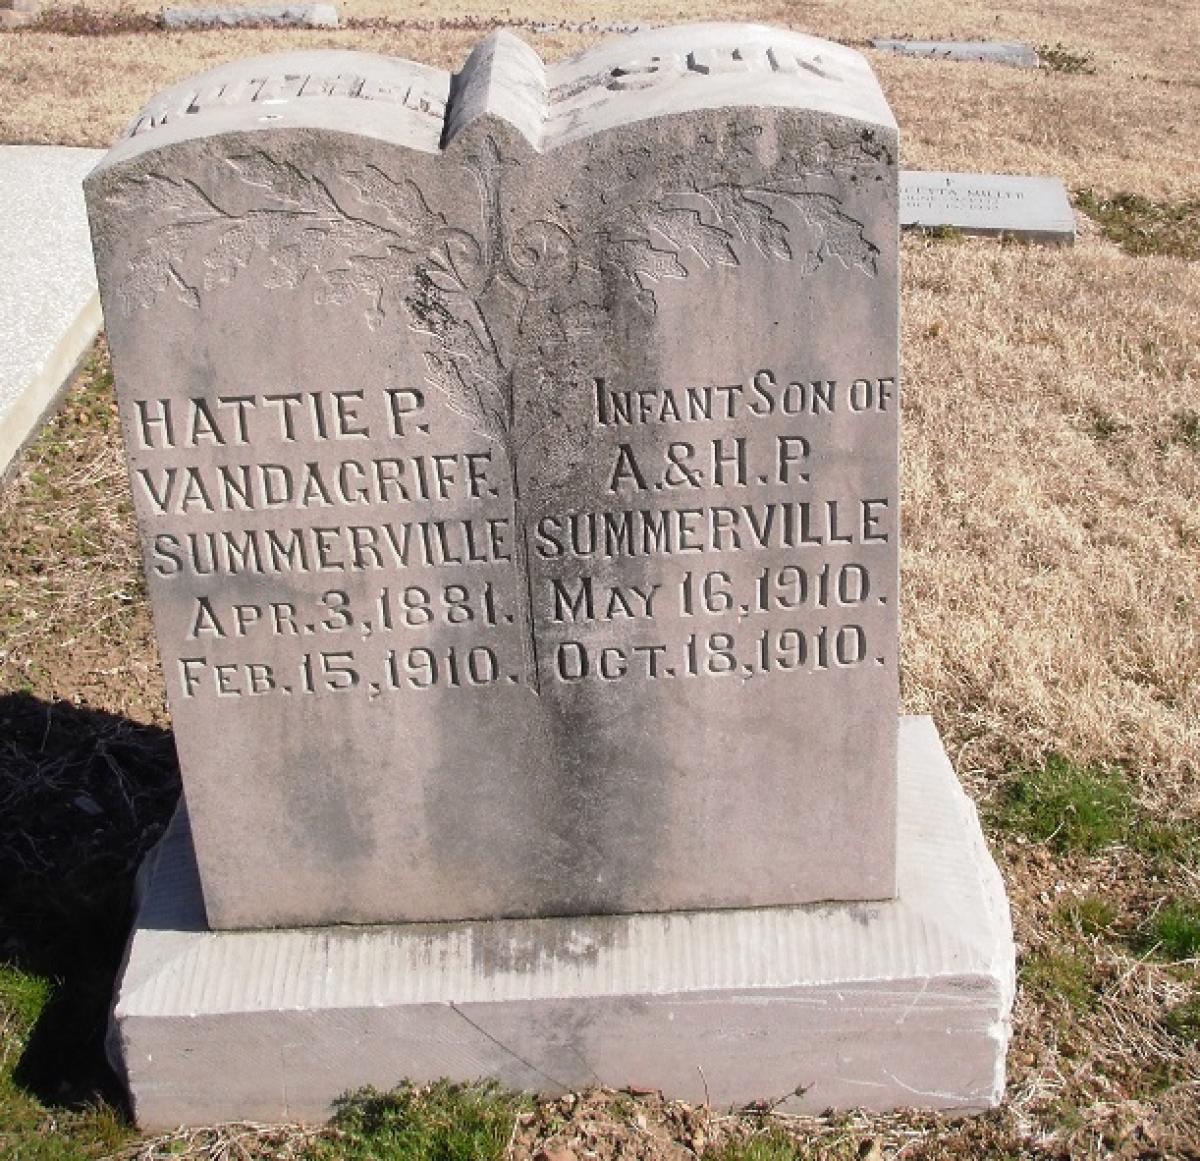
left=703, top=187, right=792, bottom=260
left=424, top=230, right=487, bottom=295
left=110, top=173, right=222, bottom=222
left=201, top=220, right=258, bottom=289
left=263, top=227, right=336, bottom=289
left=793, top=194, right=879, bottom=275
left=642, top=205, right=738, bottom=268
left=316, top=251, right=412, bottom=328
left=226, top=153, right=338, bottom=215
left=120, top=234, right=201, bottom=311
left=608, top=237, right=688, bottom=285
left=406, top=278, right=509, bottom=442
left=341, top=165, right=444, bottom=245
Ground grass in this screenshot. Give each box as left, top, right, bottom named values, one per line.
left=1020, top=949, right=1096, bottom=1013
left=1074, top=190, right=1200, bottom=259
left=995, top=755, right=1199, bottom=865
left=1165, top=996, right=1200, bottom=1045
left=1037, top=42, right=1096, bottom=75
left=705, top=1126, right=830, bottom=1161
left=310, top=1082, right=531, bottom=1161
left=0, top=966, right=129, bottom=1161
left=994, top=756, right=1133, bottom=854
left=1169, top=409, right=1200, bottom=451
left=1143, top=900, right=1200, bottom=961
left=1054, top=895, right=1117, bottom=939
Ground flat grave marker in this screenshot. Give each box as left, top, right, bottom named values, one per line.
left=0, top=146, right=104, bottom=478
left=871, top=38, right=1040, bottom=68
left=900, top=171, right=1076, bottom=243
left=160, top=3, right=338, bottom=28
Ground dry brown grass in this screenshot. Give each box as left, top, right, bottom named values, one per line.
left=1, top=0, right=1199, bottom=1156
left=901, top=231, right=1200, bottom=807
left=1, top=1, right=1197, bottom=199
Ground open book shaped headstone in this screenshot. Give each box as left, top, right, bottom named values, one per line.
left=87, top=24, right=899, bottom=930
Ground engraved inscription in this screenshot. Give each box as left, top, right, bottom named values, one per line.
left=131, top=361, right=894, bottom=705
left=605, top=42, right=841, bottom=91
left=111, top=129, right=885, bottom=691
left=125, top=71, right=448, bottom=139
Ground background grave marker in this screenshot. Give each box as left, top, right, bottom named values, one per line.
left=0, top=146, right=104, bottom=479
left=871, top=39, right=1040, bottom=68
left=900, top=171, right=1076, bottom=244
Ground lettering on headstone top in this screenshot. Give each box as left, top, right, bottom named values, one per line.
left=900, top=171, right=1076, bottom=243
left=86, top=24, right=900, bottom=929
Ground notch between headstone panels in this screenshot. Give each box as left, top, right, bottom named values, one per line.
left=442, top=31, right=548, bottom=151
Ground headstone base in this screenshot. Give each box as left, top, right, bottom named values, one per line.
left=109, top=717, right=1015, bottom=1130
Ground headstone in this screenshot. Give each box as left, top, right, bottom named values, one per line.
left=900, top=171, right=1076, bottom=244
left=871, top=38, right=1040, bottom=68
left=0, top=146, right=104, bottom=479
left=160, top=2, right=338, bottom=28
left=87, top=28, right=901, bottom=931
left=90, top=24, right=1015, bottom=1125
left=0, top=0, right=42, bottom=30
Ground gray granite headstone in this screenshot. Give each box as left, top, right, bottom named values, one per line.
left=871, top=39, right=1039, bottom=68
left=94, top=27, right=1017, bottom=1125
left=900, top=171, right=1076, bottom=243
left=87, top=26, right=900, bottom=930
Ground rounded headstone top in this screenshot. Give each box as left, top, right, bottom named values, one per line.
left=94, top=24, right=895, bottom=174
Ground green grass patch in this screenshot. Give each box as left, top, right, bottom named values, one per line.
left=0, top=967, right=128, bottom=1161
left=0, top=966, right=52, bottom=1037
left=995, top=755, right=1133, bottom=854
left=1128, top=817, right=1200, bottom=865
left=308, top=1081, right=530, bottom=1161
left=1165, top=995, right=1200, bottom=1044
left=708, top=1126, right=850, bottom=1161
left=1020, top=948, right=1096, bottom=1012
left=1143, top=899, right=1200, bottom=960
left=1054, top=895, right=1117, bottom=938
left=1038, top=42, right=1096, bottom=74
left=995, top=755, right=1199, bottom=865
left=1075, top=189, right=1200, bottom=259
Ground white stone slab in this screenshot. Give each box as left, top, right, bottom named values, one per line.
left=109, top=716, right=1015, bottom=1129
left=900, top=171, right=1076, bottom=244
left=0, top=146, right=104, bottom=478
left=871, top=39, right=1039, bottom=68
left=160, top=4, right=338, bottom=29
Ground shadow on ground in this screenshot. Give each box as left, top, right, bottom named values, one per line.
left=0, top=691, right=179, bottom=1111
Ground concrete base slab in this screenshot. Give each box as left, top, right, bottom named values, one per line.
left=0, top=146, right=104, bottom=479
left=109, top=716, right=1015, bottom=1129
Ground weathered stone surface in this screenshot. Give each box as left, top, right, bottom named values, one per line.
left=87, top=26, right=901, bottom=929
left=900, top=171, right=1075, bottom=244
left=871, top=39, right=1039, bottom=68
left=109, top=716, right=1016, bottom=1128
left=160, top=3, right=338, bottom=28
left=0, top=146, right=104, bottom=478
